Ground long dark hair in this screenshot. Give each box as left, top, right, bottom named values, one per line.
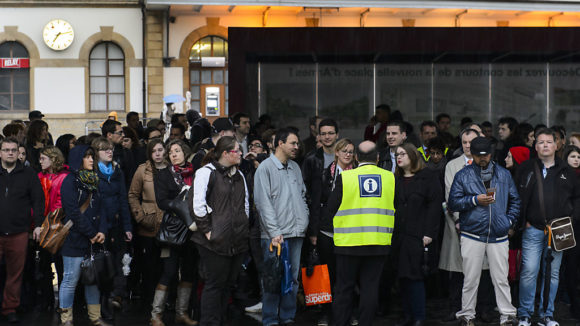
left=55, top=134, right=75, bottom=164
left=26, top=120, right=49, bottom=147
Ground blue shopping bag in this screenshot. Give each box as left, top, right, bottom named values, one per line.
left=281, top=241, right=293, bottom=295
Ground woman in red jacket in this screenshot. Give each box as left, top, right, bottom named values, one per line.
left=37, top=146, right=70, bottom=310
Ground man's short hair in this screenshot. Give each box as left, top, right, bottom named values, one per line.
left=126, top=111, right=139, bottom=121
left=536, top=128, right=556, bottom=142
left=2, top=123, right=23, bottom=138
left=309, top=116, right=320, bottom=127
left=101, top=119, right=122, bottom=136
left=318, top=119, right=339, bottom=134
left=0, top=137, right=19, bottom=148
left=144, top=127, right=160, bottom=140
left=436, top=113, right=450, bottom=124
left=498, top=117, right=518, bottom=132
left=460, top=128, right=481, bottom=140
left=460, top=117, right=473, bottom=126
left=427, top=137, right=446, bottom=152
left=386, top=121, right=407, bottom=134
left=171, top=123, right=186, bottom=135
left=376, top=104, right=391, bottom=113
left=356, top=143, right=378, bottom=163
left=274, top=128, right=298, bottom=148
left=232, top=112, right=250, bottom=126
left=420, top=121, right=437, bottom=133
left=170, top=113, right=185, bottom=126
left=550, top=125, right=566, bottom=139
left=481, top=121, right=492, bottom=128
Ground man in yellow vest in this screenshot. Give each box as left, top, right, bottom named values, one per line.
left=328, top=141, right=396, bottom=326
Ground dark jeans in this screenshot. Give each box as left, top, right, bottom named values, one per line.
left=0, top=232, right=28, bottom=315
left=446, top=271, right=464, bottom=315
left=333, top=254, right=385, bottom=326
left=197, top=245, right=244, bottom=326
left=400, top=278, right=426, bottom=321
left=159, top=240, right=197, bottom=286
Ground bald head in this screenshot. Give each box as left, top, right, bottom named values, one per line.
left=357, top=141, right=378, bottom=163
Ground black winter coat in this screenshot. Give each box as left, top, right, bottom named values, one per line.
left=0, top=160, right=44, bottom=235
left=302, top=148, right=324, bottom=236
left=392, top=168, right=442, bottom=280
left=514, top=157, right=580, bottom=231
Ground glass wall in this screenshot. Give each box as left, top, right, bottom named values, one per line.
left=254, top=62, right=580, bottom=142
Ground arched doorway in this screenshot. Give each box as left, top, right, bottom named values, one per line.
left=188, top=35, right=228, bottom=117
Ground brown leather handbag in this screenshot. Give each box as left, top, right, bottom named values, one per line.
left=548, top=217, right=576, bottom=252
left=39, top=194, right=92, bottom=254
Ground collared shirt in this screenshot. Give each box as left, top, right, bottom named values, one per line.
left=254, top=154, right=309, bottom=239
left=390, top=150, right=396, bottom=173
left=237, top=135, right=248, bottom=156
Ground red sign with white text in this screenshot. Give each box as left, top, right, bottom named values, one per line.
left=0, top=58, right=29, bottom=68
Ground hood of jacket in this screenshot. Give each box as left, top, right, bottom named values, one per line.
left=68, top=145, right=91, bottom=173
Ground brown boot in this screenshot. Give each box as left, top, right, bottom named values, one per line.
left=87, top=304, right=112, bottom=326
left=60, top=307, right=73, bottom=326
left=175, top=282, right=198, bottom=326
left=151, top=284, right=168, bottom=326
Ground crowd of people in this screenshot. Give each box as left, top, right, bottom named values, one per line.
left=0, top=106, right=578, bottom=326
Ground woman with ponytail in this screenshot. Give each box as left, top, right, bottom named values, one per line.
left=152, top=139, right=198, bottom=326
left=192, top=136, right=249, bottom=326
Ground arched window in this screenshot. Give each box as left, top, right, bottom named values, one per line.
left=189, top=36, right=228, bottom=114
left=89, top=42, right=125, bottom=111
left=0, top=42, right=29, bottom=111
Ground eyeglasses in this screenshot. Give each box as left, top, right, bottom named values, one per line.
left=0, top=148, right=18, bottom=153
left=113, top=131, right=124, bottom=136
left=249, top=143, right=263, bottom=148
left=228, top=149, right=242, bottom=154
left=394, top=152, right=407, bottom=157
left=339, top=150, right=354, bottom=156
left=319, top=132, right=336, bottom=137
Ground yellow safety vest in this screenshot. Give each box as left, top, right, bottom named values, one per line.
left=333, top=164, right=395, bottom=247
left=417, top=146, right=449, bottom=162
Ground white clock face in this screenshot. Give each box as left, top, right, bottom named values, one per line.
left=43, top=19, right=74, bottom=51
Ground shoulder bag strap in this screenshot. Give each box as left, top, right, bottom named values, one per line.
left=533, top=162, right=547, bottom=225
left=79, top=193, right=93, bottom=215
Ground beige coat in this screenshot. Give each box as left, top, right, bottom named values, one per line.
left=128, top=161, right=164, bottom=237
left=439, top=155, right=488, bottom=272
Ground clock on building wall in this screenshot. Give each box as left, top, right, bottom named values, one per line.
left=42, top=19, right=74, bottom=51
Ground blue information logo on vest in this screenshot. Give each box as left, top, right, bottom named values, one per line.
left=359, top=174, right=382, bottom=197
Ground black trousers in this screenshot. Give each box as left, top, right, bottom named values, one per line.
left=197, top=245, right=244, bottom=326
left=159, top=240, right=197, bottom=286
left=134, top=235, right=161, bottom=303
left=317, top=232, right=336, bottom=317
left=563, top=244, right=580, bottom=309
left=333, top=254, right=385, bottom=326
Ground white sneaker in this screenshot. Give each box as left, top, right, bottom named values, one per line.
left=518, top=317, right=531, bottom=326
left=537, top=317, right=559, bottom=326
left=244, top=302, right=262, bottom=313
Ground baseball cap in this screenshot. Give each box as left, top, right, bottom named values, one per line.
left=29, top=110, right=44, bottom=120
left=212, top=118, right=234, bottom=133
left=470, top=137, right=492, bottom=155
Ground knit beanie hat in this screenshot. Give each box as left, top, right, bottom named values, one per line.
left=509, top=146, right=530, bottom=165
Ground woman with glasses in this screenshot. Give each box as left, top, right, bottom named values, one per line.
left=91, top=137, right=133, bottom=317
left=59, top=145, right=110, bottom=326
left=312, top=138, right=356, bottom=325
left=192, top=136, right=249, bottom=326
left=128, top=138, right=167, bottom=310
left=152, top=139, right=198, bottom=326
left=393, top=143, right=442, bottom=326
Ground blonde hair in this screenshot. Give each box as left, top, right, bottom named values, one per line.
left=40, top=146, right=65, bottom=173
